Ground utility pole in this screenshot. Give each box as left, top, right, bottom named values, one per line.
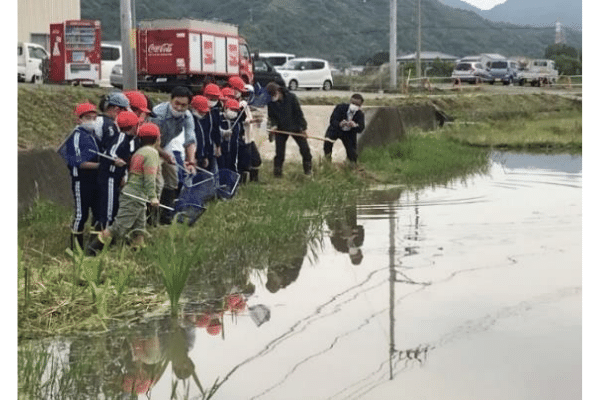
left=390, top=0, right=397, bottom=89
left=120, top=0, right=137, bottom=90
left=416, top=0, right=422, bottom=82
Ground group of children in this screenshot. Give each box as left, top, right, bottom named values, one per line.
left=61, top=77, right=260, bottom=255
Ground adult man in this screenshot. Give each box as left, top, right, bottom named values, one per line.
left=148, top=86, right=197, bottom=224
left=323, top=93, right=365, bottom=163
left=265, top=82, right=312, bottom=176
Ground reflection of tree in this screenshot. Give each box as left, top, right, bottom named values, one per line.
left=326, top=204, right=365, bottom=265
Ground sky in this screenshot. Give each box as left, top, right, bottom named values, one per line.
left=459, top=0, right=507, bottom=10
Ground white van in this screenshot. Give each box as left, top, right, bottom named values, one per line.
left=257, top=52, right=295, bottom=69
left=18, top=42, right=49, bottom=83
left=101, top=42, right=122, bottom=87
left=278, top=57, right=334, bottom=91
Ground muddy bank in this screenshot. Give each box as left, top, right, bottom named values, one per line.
left=17, top=103, right=440, bottom=215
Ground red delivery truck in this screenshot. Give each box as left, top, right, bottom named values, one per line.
left=137, top=18, right=254, bottom=92
left=49, top=20, right=102, bottom=85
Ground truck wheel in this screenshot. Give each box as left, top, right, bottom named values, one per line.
left=288, top=80, right=298, bottom=91
left=323, top=80, right=332, bottom=91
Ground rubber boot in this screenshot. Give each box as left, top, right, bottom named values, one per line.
left=303, top=160, right=312, bottom=176
left=249, top=168, right=259, bottom=182
left=70, top=232, right=84, bottom=252
left=274, top=166, right=283, bottom=178
left=241, top=171, right=250, bottom=184
left=86, top=235, right=105, bottom=256
left=159, top=188, right=178, bottom=225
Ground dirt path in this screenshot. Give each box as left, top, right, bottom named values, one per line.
left=248, top=105, right=353, bottom=166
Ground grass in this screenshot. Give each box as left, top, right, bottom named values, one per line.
left=17, top=85, right=581, bottom=340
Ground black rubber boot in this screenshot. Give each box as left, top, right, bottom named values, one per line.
left=303, top=161, right=312, bottom=175
left=249, top=168, right=259, bottom=182
left=159, top=188, right=178, bottom=225
left=86, top=236, right=105, bottom=256
left=274, top=166, right=283, bottom=178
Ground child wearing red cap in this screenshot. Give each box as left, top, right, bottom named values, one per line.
left=87, top=123, right=161, bottom=255
left=97, top=110, right=140, bottom=229
left=217, top=99, right=250, bottom=176
left=59, top=102, right=102, bottom=251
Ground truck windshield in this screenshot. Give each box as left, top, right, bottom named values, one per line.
left=490, top=61, right=508, bottom=69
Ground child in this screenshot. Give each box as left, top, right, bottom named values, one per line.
left=97, top=110, right=140, bottom=229
left=60, top=102, right=102, bottom=251
left=202, top=84, right=224, bottom=174
left=95, top=91, right=130, bottom=152
left=190, top=95, right=211, bottom=170
left=87, top=123, right=161, bottom=255
left=217, top=99, right=247, bottom=175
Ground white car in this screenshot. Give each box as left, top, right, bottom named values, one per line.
left=18, top=42, right=49, bottom=83
left=257, top=52, right=296, bottom=70
left=101, top=42, right=122, bottom=87
left=278, top=58, right=334, bottom=91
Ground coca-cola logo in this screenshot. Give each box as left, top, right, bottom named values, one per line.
left=148, top=43, right=173, bottom=54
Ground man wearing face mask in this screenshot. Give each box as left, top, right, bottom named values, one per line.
left=323, top=93, right=365, bottom=163
left=148, top=86, right=197, bottom=224
left=265, top=82, right=312, bottom=177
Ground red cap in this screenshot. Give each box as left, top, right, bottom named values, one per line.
left=224, top=98, right=240, bottom=111
left=75, top=102, right=98, bottom=117
left=206, top=322, right=222, bottom=336
left=228, top=76, right=246, bottom=92
left=137, top=122, right=160, bottom=138
left=116, top=111, right=139, bottom=129
left=220, top=87, right=235, bottom=100
left=191, top=95, right=210, bottom=113
left=203, top=83, right=221, bottom=98
left=124, top=91, right=151, bottom=114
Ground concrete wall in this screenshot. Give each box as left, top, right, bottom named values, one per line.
left=18, top=149, right=73, bottom=214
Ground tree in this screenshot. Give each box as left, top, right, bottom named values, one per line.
left=544, top=44, right=581, bottom=75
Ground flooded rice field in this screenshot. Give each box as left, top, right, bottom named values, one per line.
left=19, top=152, right=582, bottom=400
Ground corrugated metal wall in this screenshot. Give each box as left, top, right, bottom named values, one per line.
left=18, top=0, right=80, bottom=48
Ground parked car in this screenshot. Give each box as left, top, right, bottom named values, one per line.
left=253, top=57, right=285, bottom=88
left=451, top=61, right=492, bottom=84
left=278, top=58, right=334, bottom=91
left=258, top=52, right=296, bottom=70
left=109, top=64, right=123, bottom=89
left=18, top=42, right=49, bottom=83
left=487, top=60, right=518, bottom=85
left=101, top=42, right=122, bottom=87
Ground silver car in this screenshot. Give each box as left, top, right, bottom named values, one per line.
left=109, top=64, right=123, bottom=89
left=451, top=62, right=492, bottom=84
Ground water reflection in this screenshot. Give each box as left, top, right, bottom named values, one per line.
left=19, top=152, right=581, bottom=399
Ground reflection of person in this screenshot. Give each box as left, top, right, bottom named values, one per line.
left=328, top=205, right=365, bottom=265
left=323, top=93, right=365, bottom=163
left=266, top=242, right=307, bottom=293
left=265, top=82, right=312, bottom=177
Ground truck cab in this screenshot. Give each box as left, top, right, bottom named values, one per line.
left=18, top=42, right=49, bottom=83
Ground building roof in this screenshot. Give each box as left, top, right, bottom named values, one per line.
left=397, top=51, right=459, bottom=61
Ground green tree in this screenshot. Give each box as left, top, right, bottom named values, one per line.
left=544, top=44, right=582, bottom=75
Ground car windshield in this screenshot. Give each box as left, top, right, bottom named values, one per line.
left=281, top=60, right=304, bottom=70
left=490, top=61, right=508, bottom=69
left=455, top=63, right=473, bottom=71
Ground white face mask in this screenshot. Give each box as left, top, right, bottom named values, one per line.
left=349, top=103, right=360, bottom=112
left=170, top=105, right=185, bottom=118
left=224, top=110, right=238, bottom=120
left=80, top=121, right=97, bottom=132
left=208, top=100, right=218, bottom=108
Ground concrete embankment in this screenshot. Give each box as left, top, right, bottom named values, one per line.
left=18, top=103, right=441, bottom=215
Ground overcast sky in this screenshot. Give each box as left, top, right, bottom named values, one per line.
left=460, top=0, right=506, bottom=10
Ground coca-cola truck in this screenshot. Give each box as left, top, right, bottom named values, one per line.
left=136, top=18, right=254, bottom=91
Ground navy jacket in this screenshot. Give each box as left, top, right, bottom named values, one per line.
left=267, top=89, right=307, bottom=133
left=325, top=104, right=365, bottom=140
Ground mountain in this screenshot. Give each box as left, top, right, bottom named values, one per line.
left=441, top=0, right=582, bottom=31
left=82, top=0, right=582, bottom=65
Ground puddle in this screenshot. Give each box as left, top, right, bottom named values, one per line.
left=19, top=152, right=582, bottom=400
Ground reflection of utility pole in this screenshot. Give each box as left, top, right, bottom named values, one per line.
left=388, top=201, right=396, bottom=380
left=389, top=0, right=397, bottom=88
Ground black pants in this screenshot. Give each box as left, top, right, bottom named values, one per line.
left=274, top=133, right=312, bottom=172
left=324, top=132, right=358, bottom=162
left=71, top=176, right=101, bottom=233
